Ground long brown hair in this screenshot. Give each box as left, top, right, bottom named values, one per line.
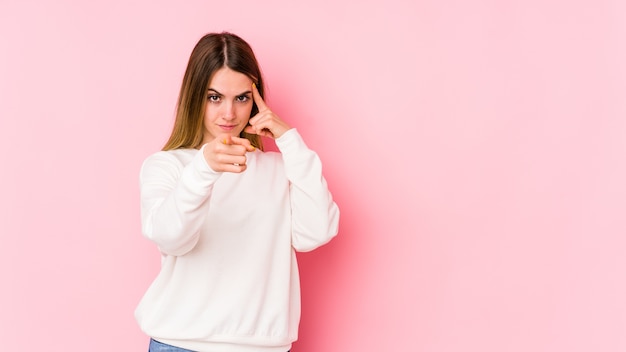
left=163, top=32, right=265, bottom=151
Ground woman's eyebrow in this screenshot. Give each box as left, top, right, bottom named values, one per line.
left=207, top=88, right=252, bottom=96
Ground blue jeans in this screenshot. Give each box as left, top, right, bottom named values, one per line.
left=148, top=339, right=290, bottom=352
left=148, top=339, right=195, bottom=352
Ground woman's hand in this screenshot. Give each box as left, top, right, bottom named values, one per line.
left=244, top=83, right=291, bottom=139
left=203, top=135, right=255, bottom=173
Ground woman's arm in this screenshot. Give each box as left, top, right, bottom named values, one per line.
left=276, top=129, right=340, bottom=252
left=139, top=146, right=221, bottom=256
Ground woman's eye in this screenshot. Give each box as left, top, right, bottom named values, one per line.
left=208, top=95, right=220, bottom=102
left=236, top=95, right=250, bottom=102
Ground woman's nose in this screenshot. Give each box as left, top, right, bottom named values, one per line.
left=222, top=101, right=235, bottom=119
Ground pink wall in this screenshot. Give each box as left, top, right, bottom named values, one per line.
left=1, top=0, right=625, bottom=351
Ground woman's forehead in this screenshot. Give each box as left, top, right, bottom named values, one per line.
left=208, top=67, right=252, bottom=94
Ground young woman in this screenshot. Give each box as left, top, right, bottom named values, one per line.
left=135, top=32, right=340, bottom=352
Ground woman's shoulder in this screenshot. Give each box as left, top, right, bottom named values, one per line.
left=145, top=148, right=196, bottom=161
left=141, top=148, right=198, bottom=173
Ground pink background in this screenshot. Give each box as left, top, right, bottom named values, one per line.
left=1, top=0, right=625, bottom=351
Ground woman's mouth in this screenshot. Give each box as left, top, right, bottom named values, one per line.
left=219, top=124, right=237, bottom=131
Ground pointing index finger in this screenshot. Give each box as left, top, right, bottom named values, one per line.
left=230, top=136, right=256, bottom=152
left=252, top=83, right=268, bottom=112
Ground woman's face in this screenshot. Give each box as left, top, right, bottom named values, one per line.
left=202, top=67, right=254, bottom=144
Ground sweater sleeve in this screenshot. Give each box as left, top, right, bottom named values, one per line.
left=139, top=145, right=221, bottom=256
left=275, top=129, right=340, bottom=252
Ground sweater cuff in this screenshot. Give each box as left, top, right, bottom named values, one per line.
left=186, top=144, right=221, bottom=187
left=197, top=144, right=221, bottom=173
left=275, top=128, right=307, bottom=155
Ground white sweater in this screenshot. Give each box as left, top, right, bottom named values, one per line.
left=135, top=129, right=339, bottom=352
